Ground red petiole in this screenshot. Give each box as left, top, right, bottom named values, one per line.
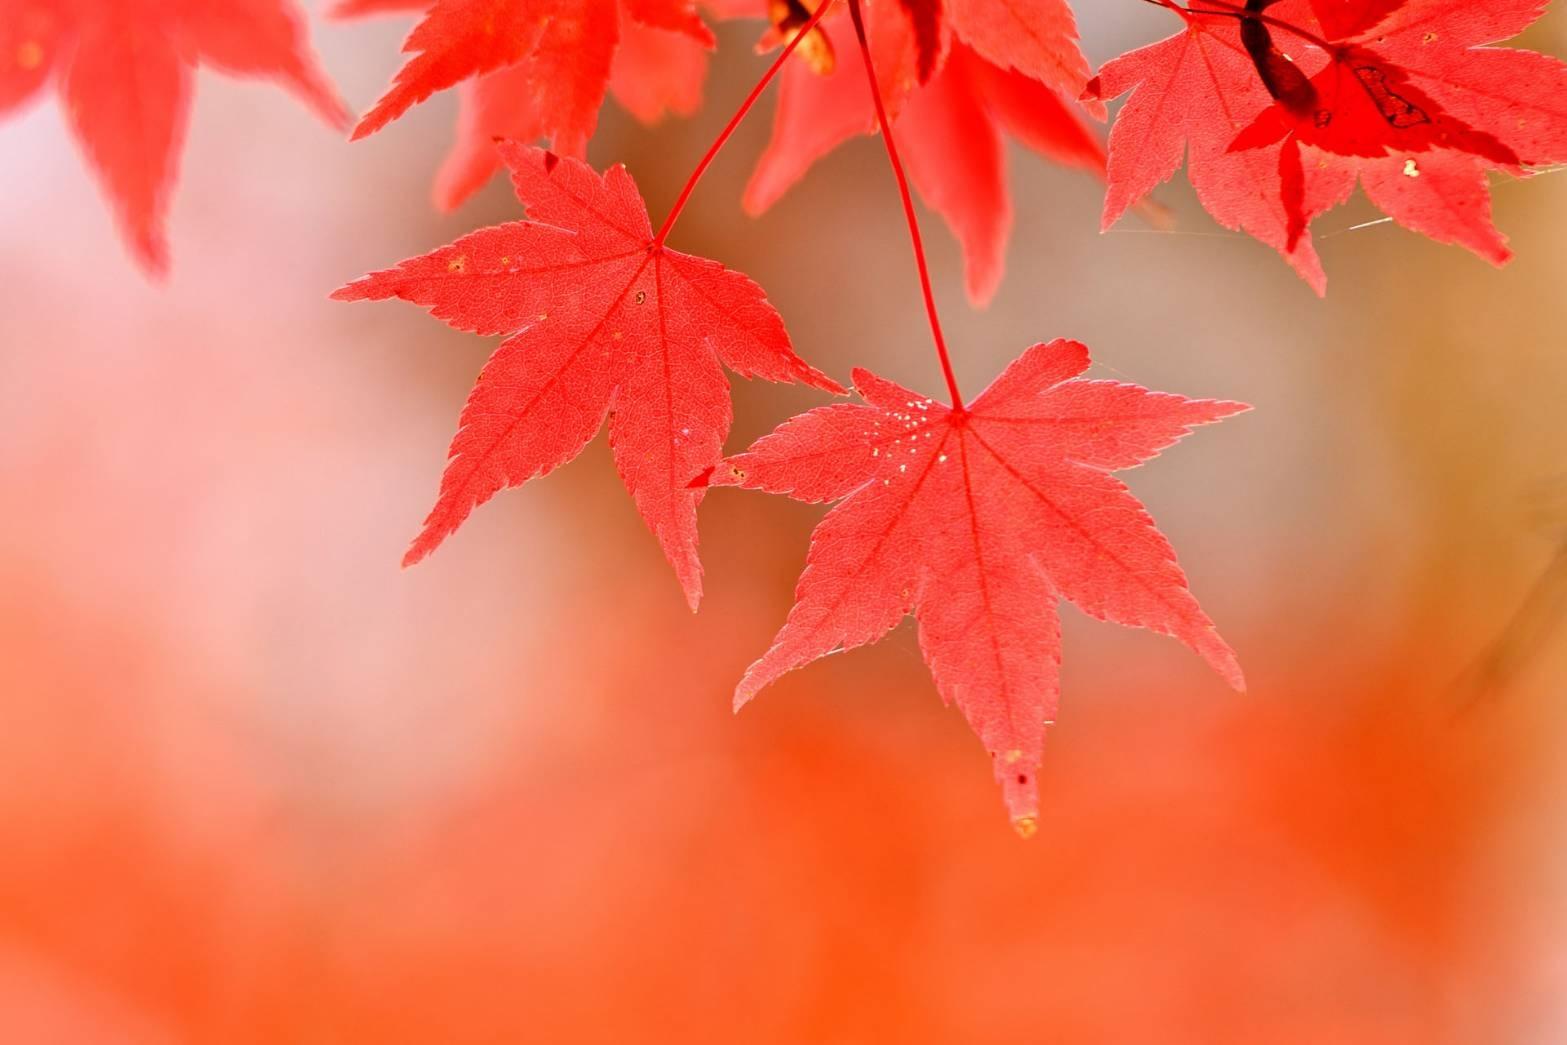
left=845, top=0, right=965, bottom=412
left=654, top=0, right=837, bottom=246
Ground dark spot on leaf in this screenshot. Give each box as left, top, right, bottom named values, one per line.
left=543, top=151, right=560, bottom=173
left=1353, top=64, right=1431, bottom=128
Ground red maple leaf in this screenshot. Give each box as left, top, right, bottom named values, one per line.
left=333, top=142, right=843, bottom=608
left=338, top=0, right=721, bottom=210
left=1088, top=0, right=1567, bottom=290
left=738, top=0, right=1109, bottom=305
left=345, top=0, right=716, bottom=159
left=704, top=339, right=1246, bottom=830
left=0, top=0, right=347, bottom=274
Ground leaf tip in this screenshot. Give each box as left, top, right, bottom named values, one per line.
left=847, top=367, right=879, bottom=397
left=401, top=525, right=442, bottom=570
left=1210, top=398, right=1254, bottom=422
left=1225, top=663, right=1248, bottom=693
left=700, top=462, right=752, bottom=489
left=328, top=280, right=364, bottom=302
left=309, top=86, right=354, bottom=136
left=128, top=226, right=172, bottom=281
left=806, top=370, right=850, bottom=397
left=1209, top=644, right=1247, bottom=693
left=139, top=254, right=173, bottom=283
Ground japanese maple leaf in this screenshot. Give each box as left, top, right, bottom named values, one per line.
left=338, top=0, right=718, bottom=210
left=0, top=0, right=347, bottom=274
left=346, top=0, right=715, bottom=161
left=1089, top=0, right=1567, bottom=289
left=333, top=142, right=843, bottom=607
left=737, top=0, right=1110, bottom=305
left=705, top=339, right=1246, bottom=830
left=1087, top=5, right=1348, bottom=291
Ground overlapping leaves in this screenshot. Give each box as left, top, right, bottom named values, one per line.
left=1089, top=0, right=1567, bottom=290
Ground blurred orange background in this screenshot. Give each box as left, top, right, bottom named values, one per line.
left=2, top=5, right=1567, bottom=1042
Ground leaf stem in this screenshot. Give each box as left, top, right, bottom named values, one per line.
left=654, top=0, right=837, bottom=247
left=846, top=0, right=963, bottom=411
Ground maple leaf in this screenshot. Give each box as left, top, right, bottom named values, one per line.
left=1087, top=6, right=1347, bottom=291
left=333, top=142, right=843, bottom=607
left=737, top=0, right=1109, bottom=305
left=704, top=339, right=1246, bottom=830
left=345, top=0, right=715, bottom=162
left=1089, top=0, right=1567, bottom=289
left=338, top=0, right=718, bottom=209
left=0, top=0, right=347, bottom=274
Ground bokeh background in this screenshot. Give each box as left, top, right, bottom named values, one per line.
left=3, top=4, right=1567, bottom=1042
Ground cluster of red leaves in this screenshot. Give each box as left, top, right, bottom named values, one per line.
left=1090, top=0, right=1567, bottom=292
left=5, top=0, right=1563, bottom=287
left=340, top=0, right=1114, bottom=300
left=337, top=0, right=735, bottom=209
left=741, top=0, right=1109, bottom=305
left=6, top=0, right=1566, bottom=823
left=0, top=0, right=345, bottom=274
left=336, top=1, right=1252, bottom=826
